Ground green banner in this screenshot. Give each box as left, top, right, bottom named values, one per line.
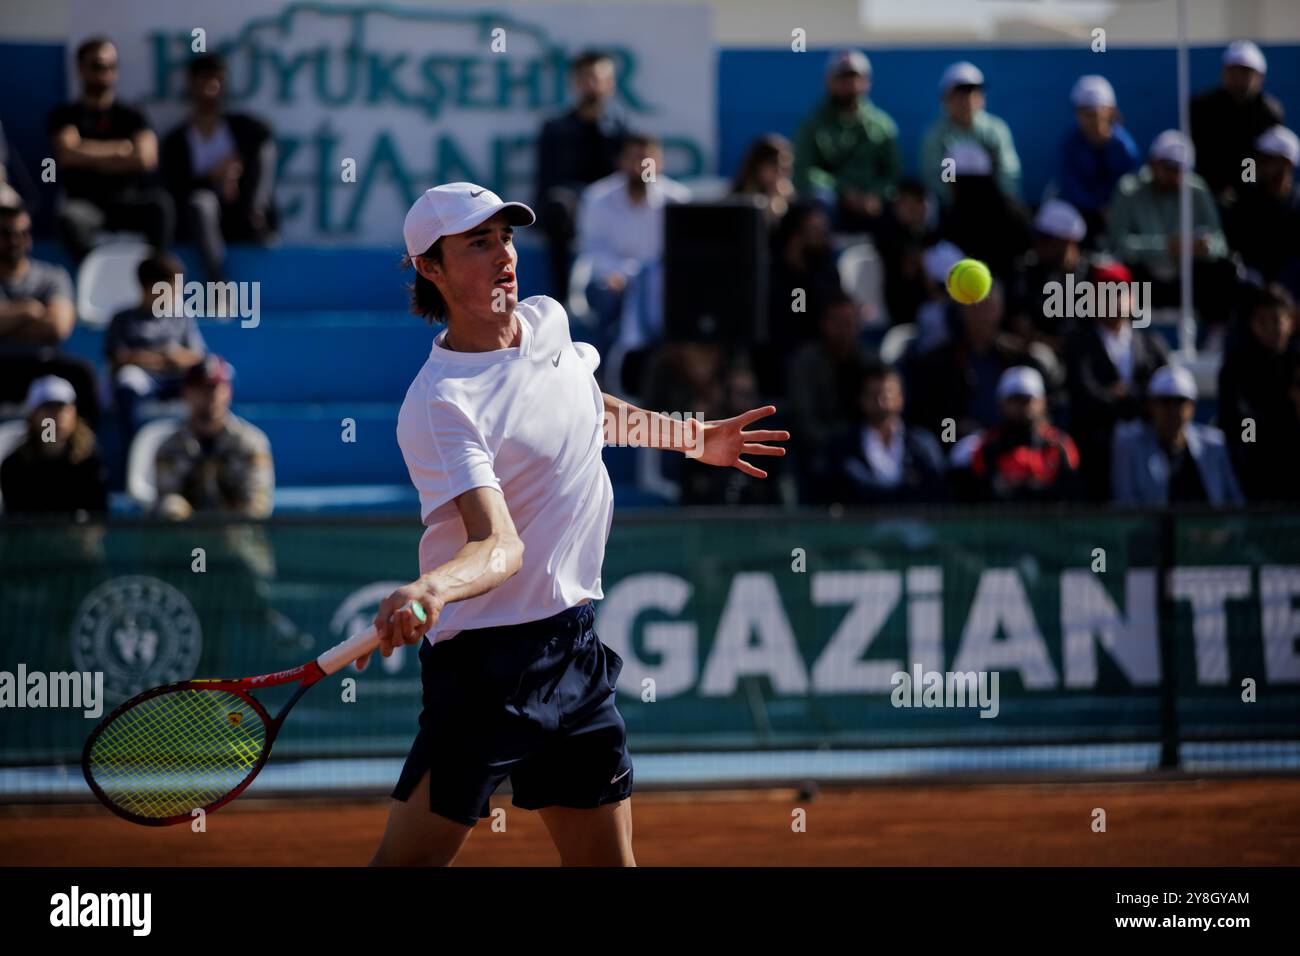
left=1, top=512, right=1298, bottom=764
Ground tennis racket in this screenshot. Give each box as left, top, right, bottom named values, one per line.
left=82, top=600, right=427, bottom=826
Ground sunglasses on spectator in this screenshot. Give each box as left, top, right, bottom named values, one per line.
left=0, top=227, right=31, bottom=238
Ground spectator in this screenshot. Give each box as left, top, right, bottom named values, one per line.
left=1064, top=260, right=1170, bottom=501
left=1008, top=198, right=1088, bottom=352
left=1225, top=126, right=1300, bottom=293
left=1107, top=130, right=1234, bottom=330
left=161, top=54, right=277, bottom=282
left=731, top=134, right=795, bottom=228
left=105, top=251, right=207, bottom=447
left=759, top=201, right=846, bottom=394
left=920, top=61, right=1021, bottom=204
left=792, top=50, right=901, bottom=233
left=1112, top=365, right=1242, bottom=506
left=1056, top=75, right=1140, bottom=244
left=905, top=281, right=1043, bottom=441
left=576, top=132, right=690, bottom=359
left=875, top=178, right=935, bottom=326
left=678, top=362, right=786, bottom=506
left=0, top=204, right=99, bottom=425
left=1235, top=357, right=1300, bottom=503
left=1190, top=41, right=1286, bottom=205
left=535, top=50, right=629, bottom=302
left=1218, top=284, right=1299, bottom=500
left=911, top=240, right=963, bottom=354
left=813, top=361, right=947, bottom=505
left=787, top=294, right=878, bottom=471
left=1, top=375, right=107, bottom=516
left=153, top=355, right=274, bottom=519
left=0, top=120, right=21, bottom=209
left=955, top=366, right=1079, bottom=503
left=938, top=140, right=1031, bottom=286
left=48, top=37, right=174, bottom=257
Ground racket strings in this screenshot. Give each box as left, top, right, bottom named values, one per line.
left=87, top=688, right=268, bottom=820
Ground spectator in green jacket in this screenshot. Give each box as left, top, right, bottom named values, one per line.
left=1106, top=129, right=1237, bottom=336
left=920, top=61, right=1022, bottom=205
left=793, top=49, right=901, bottom=233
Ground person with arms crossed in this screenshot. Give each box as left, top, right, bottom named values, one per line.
left=368, top=183, right=787, bottom=866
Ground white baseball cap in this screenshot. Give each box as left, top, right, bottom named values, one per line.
left=23, top=375, right=77, bottom=413
left=1222, top=40, right=1267, bottom=74
left=1149, top=129, right=1194, bottom=168
left=1071, top=75, right=1116, bottom=109
left=403, top=182, right=535, bottom=257
left=1149, top=364, right=1198, bottom=401
left=827, top=49, right=871, bottom=78
left=996, top=366, right=1045, bottom=400
left=946, top=140, right=993, bottom=177
left=1256, top=125, right=1300, bottom=166
left=940, top=61, right=984, bottom=95
left=1033, top=199, right=1086, bottom=242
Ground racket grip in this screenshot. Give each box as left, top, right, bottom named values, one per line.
left=316, top=600, right=428, bottom=676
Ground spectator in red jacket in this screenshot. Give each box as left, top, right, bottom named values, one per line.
left=961, top=365, right=1080, bottom=503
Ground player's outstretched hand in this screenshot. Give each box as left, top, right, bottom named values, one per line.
left=692, top=405, right=789, bottom=479
left=362, top=582, right=441, bottom=671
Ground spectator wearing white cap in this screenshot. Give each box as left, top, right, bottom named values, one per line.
left=920, top=61, right=1022, bottom=205
left=1008, top=199, right=1089, bottom=351
left=792, top=49, right=901, bottom=233
left=1056, top=75, right=1140, bottom=243
left=1107, top=130, right=1235, bottom=329
left=937, top=139, right=1031, bottom=286
left=1225, top=125, right=1300, bottom=288
left=0, top=374, right=107, bottom=516
left=1190, top=40, right=1286, bottom=203
left=1111, top=364, right=1242, bottom=506
left=955, top=364, right=1080, bottom=503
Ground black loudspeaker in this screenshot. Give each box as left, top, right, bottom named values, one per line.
left=663, top=198, right=769, bottom=344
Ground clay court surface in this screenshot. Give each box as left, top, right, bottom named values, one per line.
left=2, top=777, right=1298, bottom=866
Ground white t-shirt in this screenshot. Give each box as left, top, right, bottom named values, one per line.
left=396, top=295, right=614, bottom=643
left=186, top=121, right=237, bottom=177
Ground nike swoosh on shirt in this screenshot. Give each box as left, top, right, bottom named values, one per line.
left=610, top=767, right=631, bottom=784
left=552, top=350, right=562, bottom=366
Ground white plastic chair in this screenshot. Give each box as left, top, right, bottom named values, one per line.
left=0, top=419, right=28, bottom=513
left=75, top=239, right=153, bottom=327
left=567, top=254, right=596, bottom=327
left=838, top=241, right=887, bottom=326
left=126, top=418, right=182, bottom=509
left=879, top=323, right=917, bottom=365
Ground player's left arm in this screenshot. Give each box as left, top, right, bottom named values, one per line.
left=600, top=392, right=788, bottom=479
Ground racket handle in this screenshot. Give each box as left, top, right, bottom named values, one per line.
left=316, top=600, right=428, bottom=676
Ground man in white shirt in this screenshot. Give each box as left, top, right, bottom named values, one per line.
left=367, top=182, right=787, bottom=867
left=576, top=133, right=690, bottom=360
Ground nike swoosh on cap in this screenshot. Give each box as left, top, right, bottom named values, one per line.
left=610, top=767, right=631, bottom=784
left=469, top=188, right=486, bottom=198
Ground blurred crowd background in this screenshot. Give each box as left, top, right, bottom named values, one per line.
left=2, top=6, right=1299, bottom=520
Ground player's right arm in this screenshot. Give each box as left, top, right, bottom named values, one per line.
left=370, top=486, right=524, bottom=660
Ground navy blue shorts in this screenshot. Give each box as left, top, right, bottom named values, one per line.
left=392, top=602, right=633, bottom=826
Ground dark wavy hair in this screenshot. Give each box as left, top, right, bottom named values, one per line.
left=401, top=239, right=446, bottom=324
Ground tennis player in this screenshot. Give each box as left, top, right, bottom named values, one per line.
left=366, top=182, right=787, bottom=866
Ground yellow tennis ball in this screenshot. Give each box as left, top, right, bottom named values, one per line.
left=946, top=258, right=993, bottom=305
